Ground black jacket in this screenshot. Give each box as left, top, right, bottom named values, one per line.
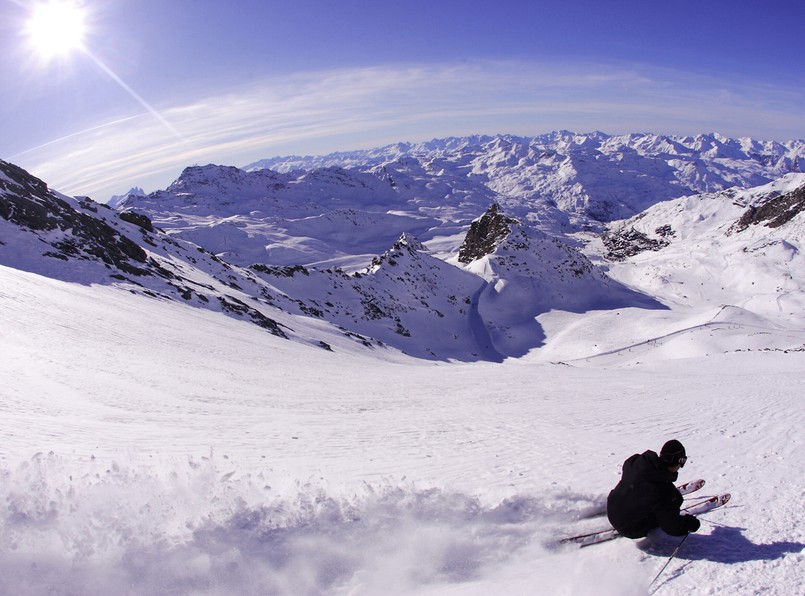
left=606, top=450, right=687, bottom=538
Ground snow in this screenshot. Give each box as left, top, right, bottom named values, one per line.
left=118, top=132, right=805, bottom=272
left=598, top=174, right=805, bottom=330
left=1, top=263, right=803, bottom=595
left=3, top=142, right=805, bottom=594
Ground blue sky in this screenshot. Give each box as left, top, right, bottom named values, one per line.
left=2, top=0, right=804, bottom=200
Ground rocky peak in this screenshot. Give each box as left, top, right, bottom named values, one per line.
left=457, top=204, right=518, bottom=263
left=394, top=232, right=425, bottom=251
left=108, top=187, right=146, bottom=209
left=1, top=159, right=51, bottom=199
left=368, top=232, right=427, bottom=271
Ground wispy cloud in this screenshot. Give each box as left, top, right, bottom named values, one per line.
left=10, top=59, right=805, bottom=200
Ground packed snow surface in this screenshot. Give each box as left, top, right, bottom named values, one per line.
left=2, top=265, right=803, bottom=595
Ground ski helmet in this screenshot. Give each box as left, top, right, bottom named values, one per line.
left=660, top=439, right=687, bottom=467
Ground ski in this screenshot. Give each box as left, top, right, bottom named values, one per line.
left=559, top=491, right=731, bottom=548
left=682, top=493, right=731, bottom=515
left=677, top=478, right=705, bottom=496
left=562, top=528, right=620, bottom=548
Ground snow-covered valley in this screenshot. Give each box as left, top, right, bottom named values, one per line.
left=1, top=131, right=804, bottom=594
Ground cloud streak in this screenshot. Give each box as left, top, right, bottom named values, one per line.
left=10, top=59, right=805, bottom=200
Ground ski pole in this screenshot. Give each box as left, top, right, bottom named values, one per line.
left=649, top=533, right=689, bottom=589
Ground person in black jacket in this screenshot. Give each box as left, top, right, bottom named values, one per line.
left=607, top=439, right=701, bottom=538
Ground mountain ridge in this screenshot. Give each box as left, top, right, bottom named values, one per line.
left=244, top=131, right=804, bottom=222
left=3, top=130, right=805, bottom=363
left=114, top=132, right=805, bottom=272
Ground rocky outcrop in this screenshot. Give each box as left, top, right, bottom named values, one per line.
left=0, top=160, right=149, bottom=275
left=731, top=184, right=805, bottom=232
left=602, top=226, right=672, bottom=261
left=458, top=204, right=518, bottom=263
left=119, top=210, right=154, bottom=232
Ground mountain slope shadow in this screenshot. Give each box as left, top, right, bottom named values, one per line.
left=461, top=203, right=667, bottom=358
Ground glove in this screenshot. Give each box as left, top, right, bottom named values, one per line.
left=682, top=515, right=701, bottom=533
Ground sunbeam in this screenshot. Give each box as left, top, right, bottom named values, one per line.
left=19, top=0, right=191, bottom=150
left=81, top=49, right=191, bottom=147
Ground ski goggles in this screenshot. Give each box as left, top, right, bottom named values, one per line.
left=677, top=456, right=687, bottom=468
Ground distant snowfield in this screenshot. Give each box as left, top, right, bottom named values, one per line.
left=2, top=265, right=803, bottom=595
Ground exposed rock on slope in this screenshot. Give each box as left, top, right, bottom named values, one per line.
left=458, top=204, right=518, bottom=263
left=1, top=160, right=150, bottom=277
left=602, top=226, right=672, bottom=261
left=731, top=184, right=805, bottom=232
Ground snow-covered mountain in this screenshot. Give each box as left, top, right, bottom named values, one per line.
left=601, top=173, right=805, bottom=322
left=4, top=130, right=805, bottom=362
left=3, top=138, right=805, bottom=595
left=246, top=131, right=805, bottom=222
left=108, top=186, right=146, bottom=209
left=539, top=172, right=805, bottom=364
left=117, top=160, right=497, bottom=268
left=116, top=131, right=805, bottom=271
left=5, top=157, right=650, bottom=362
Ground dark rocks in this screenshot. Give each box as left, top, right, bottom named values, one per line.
left=731, top=185, right=805, bottom=232
left=0, top=160, right=149, bottom=274
left=119, top=210, right=154, bottom=232
left=602, top=227, right=671, bottom=260
left=250, top=264, right=310, bottom=277
left=458, top=204, right=518, bottom=263
left=218, top=296, right=287, bottom=338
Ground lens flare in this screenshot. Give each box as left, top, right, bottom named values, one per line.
left=20, top=0, right=189, bottom=146
left=25, top=0, right=87, bottom=61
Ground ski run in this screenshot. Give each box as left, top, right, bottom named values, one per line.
left=1, top=265, right=803, bottom=595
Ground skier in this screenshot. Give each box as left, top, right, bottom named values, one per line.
left=606, top=439, right=701, bottom=538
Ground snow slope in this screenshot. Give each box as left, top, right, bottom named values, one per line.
left=1, top=264, right=803, bottom=595
left=601, top=173, right=805, bottom=319
left=2, top=145, right=805, bottom=594
left=528, top=173, right=805, bottom=364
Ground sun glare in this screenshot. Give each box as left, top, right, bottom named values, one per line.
left=25, top=0, right=87, bottom=61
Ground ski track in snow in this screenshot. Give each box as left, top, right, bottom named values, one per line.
left=1, top=266, right=803, bottom=595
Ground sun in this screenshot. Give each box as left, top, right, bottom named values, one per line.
left=25, top=0, right=88, bottom=62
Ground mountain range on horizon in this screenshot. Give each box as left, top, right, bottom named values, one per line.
left=3, top=130, right=805, bottom=363
left=242, top=130, right=805, bottom=219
